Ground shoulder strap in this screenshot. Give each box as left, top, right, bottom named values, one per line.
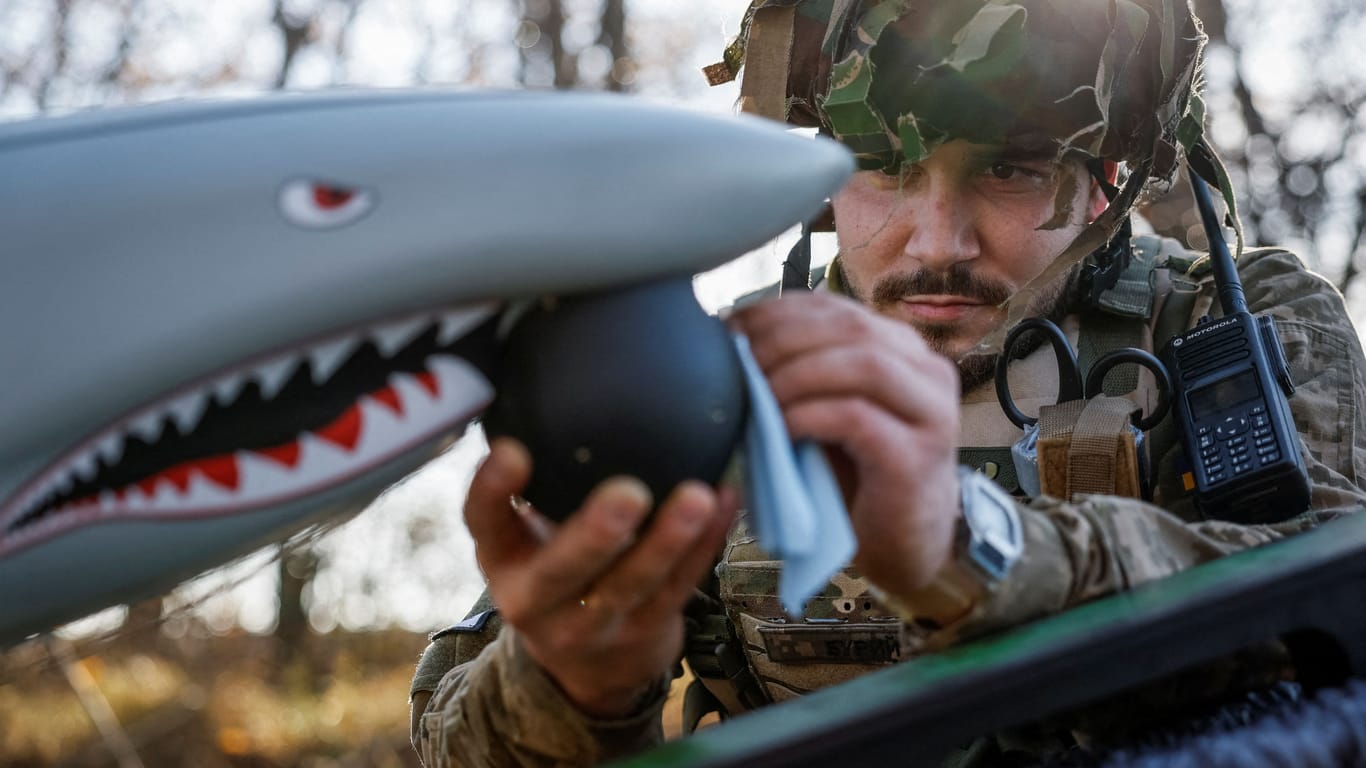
left=1077, top=233, right=1214, bottom=393
left=1076, top=235, right=1164, bottom=394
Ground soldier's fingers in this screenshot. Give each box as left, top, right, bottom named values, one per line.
left=734, top=293, right=931, bottom=372
left=637, top=485, right=739, bottom=626
left=764, top=344, right=958, bottom=428
left=780, top=395, right=951, bottom=475
left=464, top=438, right=539, bottom=574
left=588, top=481, right=719, bottom=616
left=514, top=476, right=655, bottom=614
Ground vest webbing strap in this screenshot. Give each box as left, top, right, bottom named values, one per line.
left=737, top=5, right=796, bottom=121
left=1070, top=396, right=1139, bottom=498
left=1077, top=312, right=1145, bottom=395
left=1076, top=236, right=1161, bottom=395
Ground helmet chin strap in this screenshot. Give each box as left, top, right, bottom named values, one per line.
left=1086, top=158, right=1122, bottom=203
left=780, top=220, right=815, bottom=294
left=1076, top=158, right=1134, bottom=309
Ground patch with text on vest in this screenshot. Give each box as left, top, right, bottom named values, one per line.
left=760, top=623, right=902, bottom=665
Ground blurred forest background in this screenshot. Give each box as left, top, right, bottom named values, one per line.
left=0, top=0, right=1362, bottom=765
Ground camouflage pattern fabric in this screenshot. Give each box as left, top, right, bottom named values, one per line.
left=713, top=0, right=1204, bottom=179
left=412, top=627, right=669, bottom=767
left=410, top=248, right=1366, bottom=767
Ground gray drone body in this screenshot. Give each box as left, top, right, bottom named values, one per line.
left=0, top=90, right=852, bottom=645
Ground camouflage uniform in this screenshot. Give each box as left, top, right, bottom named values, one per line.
left=411, top=242, right=1366, bottom=766
left=412, top=1, right=1366, bottom=764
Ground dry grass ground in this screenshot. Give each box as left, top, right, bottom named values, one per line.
left=0, top=623, right=703, bottom=767
left=0, top=626, right=427, bottom=767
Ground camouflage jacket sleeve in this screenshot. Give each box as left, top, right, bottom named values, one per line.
left=925, top=247, right=1366, bottom=645
left=410, top=594, right=669, bottom=767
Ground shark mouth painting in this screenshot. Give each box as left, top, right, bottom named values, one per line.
left=0, top=303, right=500, bottom=557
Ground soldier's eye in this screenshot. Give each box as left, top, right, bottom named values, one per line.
left=990, top=161, right=1023, bottom=180
left=981, top=160, right=1052, bottom=191
left=862, top=167, right=905, bottom=191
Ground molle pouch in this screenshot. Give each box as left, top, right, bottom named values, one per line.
left=1036, top=395, right=1145, bottom=502
left=1010, top=422, right=1043, bottom=499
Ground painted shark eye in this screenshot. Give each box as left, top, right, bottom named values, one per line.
left=279, top=179, right=376, bottom=229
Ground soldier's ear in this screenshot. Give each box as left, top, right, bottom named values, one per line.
left=1085, top=177, right=1110, bottom=222
left=1084, top=158, right=1120, bottom=223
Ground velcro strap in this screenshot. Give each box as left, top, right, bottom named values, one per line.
left=737, top=5, right=797, bottom=120
left=1067, top=396, right=1138, bottom=498
left=1038, top=398, right=1086, bottom=443
left=1037, top=396, right=1141, bottom=501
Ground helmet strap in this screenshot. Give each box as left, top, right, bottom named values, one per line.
left=1076, top=159, right=1133, bottom=308
left=1085, top=158, right=1121, bottom=203
left=1077, top=216, right=1134, bottom=310
left=781, top=220, right=815, bottom=294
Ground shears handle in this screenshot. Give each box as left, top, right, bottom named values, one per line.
left=1083, top=348, right=1173, bottom=431
left=995, top=318, right=1083, bottom=429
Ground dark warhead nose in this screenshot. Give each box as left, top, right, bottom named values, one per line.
left=483, top=279, right=747, bottom=522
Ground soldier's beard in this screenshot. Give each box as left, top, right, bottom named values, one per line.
left=838, top=261, right=1073, bottom=394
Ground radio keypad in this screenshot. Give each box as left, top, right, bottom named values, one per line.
left=1214, top=417, right=1249, bottom=438
left=1199, top=407, right=1282, bottom=484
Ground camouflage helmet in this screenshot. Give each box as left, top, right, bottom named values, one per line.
left=708, top=0, right=1234, bottom=350
left=708, top=0, right=1208, bottom=189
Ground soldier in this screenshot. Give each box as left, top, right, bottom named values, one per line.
left=411, top=1, right=1366, bottom=765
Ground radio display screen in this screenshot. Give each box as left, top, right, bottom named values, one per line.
left=1189, top=370, right=1261, bottom=421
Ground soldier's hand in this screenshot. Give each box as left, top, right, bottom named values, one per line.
left=731, top=292, right=962, bottom=601
left=464, top=438, right=737, bottom=719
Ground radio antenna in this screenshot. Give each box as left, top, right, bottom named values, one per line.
left=1189, top=171, right=1249, bottom=317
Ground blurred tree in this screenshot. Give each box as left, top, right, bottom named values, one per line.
left=276, top=544, right=319, bottom=666
left=1141, top=0, right=1365, bottom=297
left=514, top=0, right=635, bottom=91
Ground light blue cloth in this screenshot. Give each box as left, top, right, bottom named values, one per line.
left=733, top=335, right=857, bottom=615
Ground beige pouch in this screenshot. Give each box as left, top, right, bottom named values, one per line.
left=1036, top=395, right=1142, bottom=501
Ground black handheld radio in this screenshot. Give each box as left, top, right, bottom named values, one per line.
left=1158, top=173, right=1310, bottom=523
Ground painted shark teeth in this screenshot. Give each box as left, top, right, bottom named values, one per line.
left=168, top=392, right=210, bottom=434
left=71, top=452, right=99, bottom=484
left=254, top=357, right=297, bottom=400
left=373, top=316, right=431, bottom=357
left=0, top=303, right=500, bottom=548
left=308, top=337, right=361, bottom=385
left=237, top=449, right=298, bottom=500
left=37, top=359, right=487, bottom=522
left=214, top=376, right=247, bottom=406
left=94, top=432, right=124, bottom=467
left=128, top=411, right=166, bottom=443
left=438, top=310, right=491, bottom=346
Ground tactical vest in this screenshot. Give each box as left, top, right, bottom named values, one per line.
left=683, top=235, right=1213, bottom=730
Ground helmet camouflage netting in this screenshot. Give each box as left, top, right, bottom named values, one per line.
left=707, top=0, right=1234, bottom=353
left=709, top=0, right=1207, bottom=183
